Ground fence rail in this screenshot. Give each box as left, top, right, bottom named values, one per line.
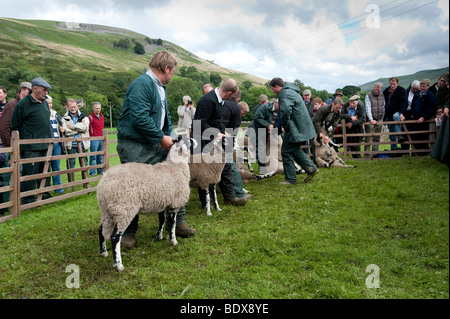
left=335, top=119, right=437, bottom=159
left=0, top=120, right=438, bottom=223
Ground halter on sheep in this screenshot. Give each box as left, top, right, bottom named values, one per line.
left=97, top=138, right=190, bottom=272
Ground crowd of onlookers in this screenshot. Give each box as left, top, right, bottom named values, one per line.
left=0, top=79, right=105, bottom=214
left=298, top=74, right=448, bottom=158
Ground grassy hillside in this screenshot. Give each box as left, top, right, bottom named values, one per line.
left=0, top=18, right=267, bottom=100
left=359, top=67, right=449, bottom=91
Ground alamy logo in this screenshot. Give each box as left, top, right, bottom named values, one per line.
left=65, top=264, right=80, bottom=289
left=366, top=4, right=380, bottom=29
left=365, top=264, right=380, bottom=288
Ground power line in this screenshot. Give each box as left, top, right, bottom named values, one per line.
left=231, top=0, right=438, bottom=71
left=281, top=0, right=439, bottom=59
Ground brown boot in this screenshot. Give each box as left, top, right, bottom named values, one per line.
left=224, top=197, right=247, bottom=206
left=303, top=169, right=319, bottom=183
left=175, top=222, right=196, bottom=238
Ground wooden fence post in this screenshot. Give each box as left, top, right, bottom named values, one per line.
left=341, top=119, right=348, bottom=159
left=103, top=129, right=110, bottom=172
left=10, top=131, right=20, bottom=218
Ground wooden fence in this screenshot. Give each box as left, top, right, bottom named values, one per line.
left=0, top=129, right=116, bottom=223
left=0, top=119, right=438, bottom=223
left=334, top=119, right=437, bottom=159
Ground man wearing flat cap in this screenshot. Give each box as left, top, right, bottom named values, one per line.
left=302, top=89, right=313, bottom=117
left=340, top=94, right=367, bottom=158
left=11, top=77, right=53, bottom=204
left=325, top=89, right=344, bottom=105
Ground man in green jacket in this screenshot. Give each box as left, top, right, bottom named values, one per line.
left=11, top=77, right=53, bottom=204
left=116, top=51, right=195, bottom=248
left=270, top=78, right=319, bottom=184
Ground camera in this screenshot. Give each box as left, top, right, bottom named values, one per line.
left=187, top=100, right=193, bottom=105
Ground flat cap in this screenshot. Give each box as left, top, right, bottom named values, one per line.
left=19, top=82, right=32, bottom=90
left=31, top=77, right=51, bottom=90
left=303, top=89, right=311, bottom=96
left=349, top=94, right=360, bottom=101
left=258, top=94, right=268, bottom=102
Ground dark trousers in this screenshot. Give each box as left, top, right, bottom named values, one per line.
left=281, top=139, right=317, bottom=183
left=218, top=163, right=235, bottom=200
left=20, top=149, right=51, bottom=204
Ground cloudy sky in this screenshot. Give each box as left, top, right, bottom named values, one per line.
left=1, top=0, right=449, bottom=91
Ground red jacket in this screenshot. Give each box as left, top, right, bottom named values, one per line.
left=89, top=112, right=105, bottom=136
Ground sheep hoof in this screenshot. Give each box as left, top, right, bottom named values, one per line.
left=216, top=207, right=222, bottom=212
left=100, top=251, right=109, bottom=258
left=171, top=239, right=178, bottom=246
left=114, top=263, right=125, bottom=272
left=206, top=211, right=213, bottom=216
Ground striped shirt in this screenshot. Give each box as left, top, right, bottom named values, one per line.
left=50, top=110, right=60, bottom=138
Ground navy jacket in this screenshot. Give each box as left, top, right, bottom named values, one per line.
left=408, top=91, right=437, bottom=120
left=383, top=85, right=408, bottom=119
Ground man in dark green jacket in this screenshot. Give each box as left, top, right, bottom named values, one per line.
left=116, top=51, right=195, bottom=247
left=11, top=77, right=53, bottom=204
left=270, top=78, right=319, bottom=184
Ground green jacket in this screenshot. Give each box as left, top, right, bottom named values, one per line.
left=279, top=83, right=316, bottom=143
left=252, top=100, right=276, bottom=131
left=312, top=104, right=341, bottom=137
left=11, top=92, right=51, bottom=150
left=117, top=72, right=174, bottom=145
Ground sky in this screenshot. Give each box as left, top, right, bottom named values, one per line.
left=1, top=0, right=449, bottom=92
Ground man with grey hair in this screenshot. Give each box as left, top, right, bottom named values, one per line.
left=302, top=89, right=313, bottom=117
left=254, top=94, right=268, bottom=113
left=403, top=78, right=437, bottom=153
left=11, top=78, right=53, bottom=204
left=364, top=82, right=386, bottom=157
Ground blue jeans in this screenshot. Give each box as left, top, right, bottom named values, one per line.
left=51, top=142, right=64, bottom=193
left=386, top=112, right=401, bottom=150
left=89, top=140, right=103, bottom=175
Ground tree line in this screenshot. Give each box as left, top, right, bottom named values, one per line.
left=1, top=63, right=367, bottom=127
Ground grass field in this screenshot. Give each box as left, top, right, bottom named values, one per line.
left=0, top=152, right=448, bottom=300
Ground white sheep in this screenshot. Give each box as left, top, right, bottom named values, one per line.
left=188, top=138, right=226, bottom=216
left=97, top=141, right=190, bottom=272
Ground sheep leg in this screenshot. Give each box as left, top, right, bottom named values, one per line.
left=211, top=184, right=222, bottom=212
left=244, top=147, right=254, bottom=172
left=156, top=211, right=165, bottom=240
left=204, top=187, right=213, bottom=216
left=111, top=225, right=125, bottom=272
left=98, top=224, right=108, bottom=257
left=166, top=208, right=178, bottom=246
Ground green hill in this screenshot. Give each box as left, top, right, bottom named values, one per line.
left=358, top=67, right=449, bottom=91
left=0, top=18, right=267, bottom=98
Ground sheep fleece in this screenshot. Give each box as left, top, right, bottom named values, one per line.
left=98, top=161, right=190, bottom=240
